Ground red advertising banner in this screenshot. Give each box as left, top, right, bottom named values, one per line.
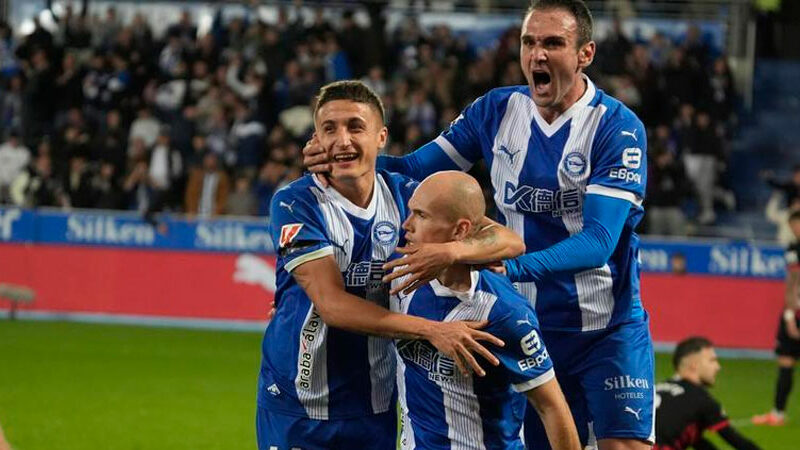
left=0, top=244, right=786, bottom=350
left=0, top=244, right=275, bottom=322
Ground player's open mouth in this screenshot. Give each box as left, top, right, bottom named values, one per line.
left=532, top=71, right=551, bottom=95
left=332, top=153, right=359, bottom=163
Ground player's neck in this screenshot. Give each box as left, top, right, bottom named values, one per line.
left=329, top=172, right=375, bottom=209
left=437, top=264, right=472, bottom=293
left=676, top=371, right=701, bottom=386
left=536, top=76, right=588, bottom=124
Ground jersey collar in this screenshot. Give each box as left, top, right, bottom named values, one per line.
left=313, top=173, right=379, bottom=220
left=531, top=74, right=596, bottom=138
left=429, top=269, right=480, bottom=303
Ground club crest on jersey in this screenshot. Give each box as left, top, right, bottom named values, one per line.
left=563, top=152, right=587, bottom=176
left=372, top=221, right=398, bottom=247
left=279, top=223, right=303, bottom=248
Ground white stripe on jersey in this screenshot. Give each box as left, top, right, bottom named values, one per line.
left=586, top=184, right=642, bottom=207
left=396, top=356, right=417, bottom=450
left=489, top=92, right=539, bottom=308
left=435, top=135, right=473, bottom=171
left=556, top=103, right=616, bottom=331
left=367, top=175, right=402, bottom=414
left=295, top=303, right=330, bottom=420
left=310, top=186, right=354, bottom=270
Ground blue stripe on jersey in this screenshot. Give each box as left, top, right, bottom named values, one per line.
left=393, top=270, right=553, bottom=449
left=430, top=77, right=647, bottom=332
left=259, top=171, right=418, bottom=419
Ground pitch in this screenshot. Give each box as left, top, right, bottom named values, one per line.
left=0, top=321, right=796, bottom=449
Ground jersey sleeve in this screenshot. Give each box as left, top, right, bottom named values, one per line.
left=586, top=113, right=647, bottom=206
left=488, top=295, right=555, bottom=392
left=269, top=187, right=333, bottom=273
left=435, top=94, right=491, bottom=170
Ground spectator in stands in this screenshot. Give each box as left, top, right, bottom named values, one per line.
left=0, top=130, right=30, bottom=203
left=647, top=148, right=692, bottom=236
left=147, top=128, right=183, bottom=211
left=10, top=154, right=68, bottom=208
left=63, top=153, right=94, bottom=208
left=21, top=48, right=56, bottom=145
left=0, top=75, right=23, bottom=135
left=185, top=152, right=229, bottom=218
left=90, top=160, right=125, bottom=210
left=123, top=159, right=153, bottom=212
left=226, top=172, right=257, bottom=216
left=684, top=111, right=725, bottom=224
left=765, top=192, right=800, bottom=246
left=128, top=106, right=161, bottom=149
left=255, top=159, right=287, bottom=217
left=763, top=166, right=800, bottom=208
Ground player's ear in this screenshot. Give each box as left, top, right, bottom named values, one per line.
left=577, top=41, right=595, bottom=70
left=453, top=219, right=471, bottom=241
left=377, top=126, right=388, bottom=149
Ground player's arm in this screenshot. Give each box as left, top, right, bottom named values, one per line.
left=715, top=425, right=761, bottom=450
left=504, top=193, right=629, bottom=282
left=784, top=265, right=800, bottom=339
left=292, top=255, right=504, bottom=376
left=692, top=437, right=719, bottom=450
left=382, top=217, right=525, bottom=295
left=524, top=379, right=582, bottom=450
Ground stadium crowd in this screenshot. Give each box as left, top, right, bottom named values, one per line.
left=0, top=3, right=737, bottom=232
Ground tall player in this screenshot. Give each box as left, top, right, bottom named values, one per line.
left=392, top=170, right=580, bottom=449
left=259, top=80, right=525, bottom=449
left=752, top=210, right=800, bottom=426
left=303, top=1, right=653, bottom=449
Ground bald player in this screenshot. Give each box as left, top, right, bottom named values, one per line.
left=390, top=171, right=581, bottom=450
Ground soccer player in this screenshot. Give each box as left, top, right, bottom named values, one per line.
left=655, top=337, right=760, bottom=450
left=392, top=170, right=581, bottom=449
left=752, top=210, right=800, bottom=426
left=259, top=80, right=525, bottom=449
left=305, top=1, right=654, bottom=448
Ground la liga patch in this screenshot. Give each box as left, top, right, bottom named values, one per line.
left=279, top=223, right=303, bottom=248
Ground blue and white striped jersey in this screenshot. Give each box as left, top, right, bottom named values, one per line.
left=431, top=77, right=647, bottom=332
left=391, top=269, right=554, bottom=449
left=258, top=170, right=418, bottom=420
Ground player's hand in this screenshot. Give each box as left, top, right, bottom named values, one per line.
left=302, top=133, right=330, bottom=185
left=383, top=243, right=456, bottom=295
left=474, top=261, right=507, bottom=275
left=425, top=320, right=504, bottom=377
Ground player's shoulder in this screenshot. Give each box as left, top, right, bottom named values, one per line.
left=476, top=270, right=536, bottom=322
left=269, top=174, right=326, bottom=216
left=272, top=174, right=319, bottom=200
left=468, top=85, right=530, bottom=110
left=377, top=169, right=419, bottom=192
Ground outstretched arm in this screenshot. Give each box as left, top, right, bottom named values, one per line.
left=293, top=255, right=504, bottom=376
left=504, top=193, right=630, bottom=282
left=716, top=425, right=761, bottom=450
left=382, top=217, right=525, bottom=295
left=525, top=378, right=582, bottom=450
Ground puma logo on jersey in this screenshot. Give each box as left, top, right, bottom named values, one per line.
left=279, top=223, right=303, bottom=248
left=279, top=200, right=296, bottom=214
left=516, top=316, right=532, bottom=327
left=624, top=406, right=642, bottom=421
left=498, top=145, right=521, bottom=163
left=621, top=129, right=638, bottom=141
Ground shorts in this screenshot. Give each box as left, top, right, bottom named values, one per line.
left=256, top=406, right=396, bottom=450
left=523, top=318, right=655, bottom=448
left=776, top=314, right=800, bottom=358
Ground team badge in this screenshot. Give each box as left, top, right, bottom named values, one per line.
left=372, top=221, right=398, bottom=247
left=563, top=152, right=587, bottom=176
left=279, top=223, right=303, bottom=248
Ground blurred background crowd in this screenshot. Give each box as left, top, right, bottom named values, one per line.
left=0, top=0, right=797, bottom=239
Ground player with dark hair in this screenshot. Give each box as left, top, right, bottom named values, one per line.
left=392, top=171, right=581, bottom=449
left=655, top=337, right=760, bottom=450
left=258, top=80, right=525, bottom=449
left=752, top=210, right=800, bottom=426
left=305, top=1, right=654, bottom=449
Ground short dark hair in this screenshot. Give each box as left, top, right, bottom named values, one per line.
left=314, top=80, right=385, bottom=124
left=673, top=336, right=713, bottom=370
left=526, top=0, right=594, bottom=47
